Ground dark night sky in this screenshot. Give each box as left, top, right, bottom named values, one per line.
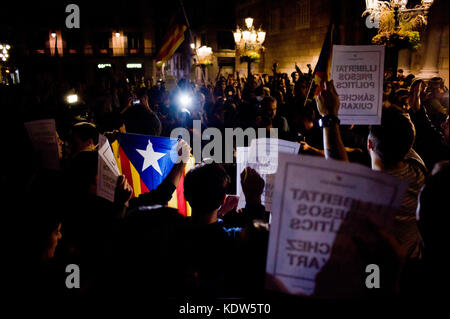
left=1, top=0, right=235, bottom=49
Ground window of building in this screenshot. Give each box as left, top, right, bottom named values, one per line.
left=270, top=8, right=280, bottom=34
left=217, top=31, right=235, bottom=50
left=127, top=33, right=143, bottom=50
left=296, top=0, right=310, bottom=30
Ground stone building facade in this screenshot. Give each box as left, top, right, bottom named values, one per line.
left=235, top=0, right=449, bottom=83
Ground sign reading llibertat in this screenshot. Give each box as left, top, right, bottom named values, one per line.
left=265, top=154, right=407, bottom=296
left=331, top=45, right=385, bottom=125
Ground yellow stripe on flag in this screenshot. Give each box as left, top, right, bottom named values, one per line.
left=111, top=140, right=122, bottom=174
left=129, top=161, right=142, bottom=197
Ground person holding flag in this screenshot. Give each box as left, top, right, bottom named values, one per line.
left=111, top=135, right=193, bottom=215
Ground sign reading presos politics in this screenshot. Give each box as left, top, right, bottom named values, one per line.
left=331, top=45, right=385, bottom=125
left=265, top=154, right=407, bottom=296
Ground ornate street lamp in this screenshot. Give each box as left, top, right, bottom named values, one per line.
left=363, top=0, right=434, bottom=75
left=196, top=45, right=213, bottom=83
left=233, top=16, right=266, bottom=76
left=0, top=44, right=11, bottom=62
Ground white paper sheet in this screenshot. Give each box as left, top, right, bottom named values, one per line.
left=24, top=119, right=60, bottom=170
left=236, top=138, right=300, bottom=212
left=265, top=154, right=407, bottom=296
left=331, top=45, right=385, bottom=125
left=97, top=134, right=120, bottom=202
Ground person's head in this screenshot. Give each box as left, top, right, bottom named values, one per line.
left=295, top=102, right=316, bottom=131
left=184, top=161, right=230, bottom=221
left=397, top=69, right=404, bottom=78
left=124, top=103, right=162, bottom=136
left=368, top=108, right=415, bottom=169
left=137, top=88, right=149, bottom=106
left=291, top=71, right=299, bottom=82
left=394, top=88, right=410, bottom=111
left=417, top=161, right=450, bottom=257
left=428, top=77, right=445, bottom=97
left=26, top=173, right=64, bottom=262
left=261, top=96, right=277, bottom=119
left=69, top=122, right=98, bottom=155
left=297, top=80, right=309, bottom=98
left=383, top=82, right=393, bottom=95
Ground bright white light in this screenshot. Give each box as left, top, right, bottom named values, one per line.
left=2, top=58, right=6, bottom=61
left=245, top=17, right=254, bottom=29
left=250, top=30, right=257, bottom=43
left=0, top=45, right=3, bottom=49
left=97, top=63, right=112, bottom=69
left=365, top=0, right=378, bottom=10
left=67, top=94, right=78, bottom=104
left=233, top=29, right=242, bottom=44
left=190, top=43, right=195, bottom=49
left=178, top=93, right=192, bottom=108
left=197, top=46, right=212, bottom=58
left=51, top=32, right=57, bottom=38
left=126, top=63, right=142, bottom=69
left=257, top=30, right=266, bottom=43
left=242, top=30, right=250, bottom=41
left=5, top=45, right=10, bottom=50
left=115, top=32, right=120, bottom=38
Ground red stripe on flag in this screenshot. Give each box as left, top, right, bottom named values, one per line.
left=156, top=25, right=186, bottom=63
left=176, top=172, right=187, bottom=216
left=140, top=178, right=149, bottom=194
left=119, top=147, right=135, bottom=198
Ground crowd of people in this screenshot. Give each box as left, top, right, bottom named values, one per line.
left=3, top=60, right=449, bottom=301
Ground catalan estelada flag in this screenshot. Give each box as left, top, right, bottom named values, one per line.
left=156, top=24, right=187, bottom=67
left=111, top=133, right=194, bottom=216
left=312, top=24, right=334, bottom=98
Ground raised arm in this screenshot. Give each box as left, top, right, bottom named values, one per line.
left=316, top=81, right=349, bottom=162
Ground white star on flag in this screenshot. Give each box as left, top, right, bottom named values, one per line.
left=136, top=140, right=166, bottom=175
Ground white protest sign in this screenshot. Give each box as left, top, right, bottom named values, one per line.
left=265, top=154, right=407, bottom=296
left=236, top=138, right=300, bottom=212
left=331, top=45, right=385, bottom=125
left=97, top=134, right=120, bottom=202
left=24, top=119, right=60, bottom=170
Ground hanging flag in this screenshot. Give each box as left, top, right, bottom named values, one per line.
left=111, top=133, right=194, bottom=216
left=312, top=24, right=334, bottom=98
left=156, top=24, right=187, bottom=67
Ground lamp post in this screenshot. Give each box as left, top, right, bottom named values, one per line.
left=233, top=16, right=266, bottom=77
left=363, top=0, right=434, bottom=76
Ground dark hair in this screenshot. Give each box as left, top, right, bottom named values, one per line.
left=262, top=96, right=276, bottom=109
left=123, top=104, right=162, bottom=136
left=184, top=161, right=230, bottom=214
left=369, top=108, right=415, bottom=166
left=71, top=122, right=98, bottom=144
